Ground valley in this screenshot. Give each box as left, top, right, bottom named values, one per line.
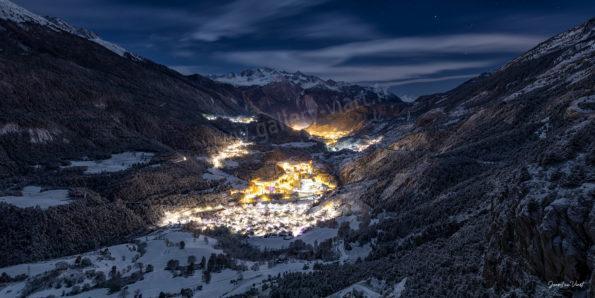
left=0, top=113, right=380, bottom=297
left=0, top=1, right=593, bottom=297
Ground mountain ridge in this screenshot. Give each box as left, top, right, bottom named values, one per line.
left=209, top=67, right=392, bottom=97
left=0, top=0, right=138, bottom=59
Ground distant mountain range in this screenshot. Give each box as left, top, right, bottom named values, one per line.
left=211, top=67, right=407, bottom=131
left=209, top=67, right=391, bottom=96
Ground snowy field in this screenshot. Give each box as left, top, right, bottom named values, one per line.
left=63, top=152, right=154, bottom=174
left=248, top=227, right=338, bottom=250
left=0, top=186, right=70, bottom=209
left=0, top=228, right=313, bottom=298
left=247, top=215, right=371, bottom=263
left=329, top=277, right=407, bottom=298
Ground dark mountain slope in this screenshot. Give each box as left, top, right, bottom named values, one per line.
left=272, top=18, right=594, bottom=297
left=0, top=15, right=251, bottom=179
left=211, top=68, right=409, bottom=135
left=0, top=1, right=311, bottom=267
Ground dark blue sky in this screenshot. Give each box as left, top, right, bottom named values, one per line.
left=14, top=0, right=595, bottom=99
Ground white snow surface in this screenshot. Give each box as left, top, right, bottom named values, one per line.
left=503, top=19, right=594, bottom=68
left=0, top=123, right=57, bottom=144
left=502, top=26, right=594, bottom=102
left=247, top=216, right=359, bottom=251
left=248, top=227, right=338, bottom=250
left=330, top=282, right=382, bottom=298
left=392, top=277, right=408, bottom=298
left=63, top=152, right=154, bottom=174
left=330, top=277, right=407, bottom=298
left=202, top=168, right=248, bottom=188
left=0, top=228, right=313, bottom=298
left=0, top=186, right=70, bottom=209
left=0, top=0, right=48, bottom=24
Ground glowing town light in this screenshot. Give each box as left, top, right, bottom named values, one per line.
left=203, top=114, right=218, bottom=121
left=238, top=161, right=335, bottom=204
left=210, top=140, right=252, bottom=168
left=203, top=114, right=256, bottom=124
left=159, top=199, right=341, bottom=237
left=303, top=126, right=353, bottom=146
left=289, top=122, right=311, bottom=131
left=160, top=160, right=340, bottom=237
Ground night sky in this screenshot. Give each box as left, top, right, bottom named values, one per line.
left=13, top=0, right=595, bottom=99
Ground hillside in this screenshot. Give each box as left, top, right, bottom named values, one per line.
left=287, top=18, right=594, bottom=297
left=0, top=3, right=254, bottom=180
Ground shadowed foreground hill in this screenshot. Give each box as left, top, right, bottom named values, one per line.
left=272, top=18, right=594, bottom=297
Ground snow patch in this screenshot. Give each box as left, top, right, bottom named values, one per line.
left=0, top=123, right=57, bottom=144
left=0, top=186, right=70, bottom=209
left=330, top=277, right=402, bottom=298
left=0, top=0, right=48, bottom=25
left=0, top=228, right=314, bottom=298
left=393, top=277, right=408, bottom=297
left=63, top=152, right=154, bottom=174
left=202, top=168, right=247, bottom=188
left=248, top=227, right=338, bottom=250
left=329, top=137, right=383, bottom=152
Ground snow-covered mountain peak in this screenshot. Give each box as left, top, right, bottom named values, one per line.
left=209, top=67, right=338, bottom=89
left=0, top=0, right=138, bottom=59
left=0, top=0, right=49, bottom=25
left=210, top=67, right=396, bottom=99
left=212, top=67, right=389, bottom=95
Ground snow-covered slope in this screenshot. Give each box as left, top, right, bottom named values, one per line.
left=503, top=18, right=594, bottom=69
left=0, top=0, right=47, bottom=24
left=0, top=228, right=314, bottom=297
left=0, top=0, right=138, bottom=59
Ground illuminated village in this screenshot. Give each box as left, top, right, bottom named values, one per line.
left=302, top=126, right=352, bottom=146
left=161, top=148, right=340, bottom=237
left=160, top=200, right=340, bottom=237
left=210, top=140, right=252, bottom=168
left=202, top=113, right=257, bottom=124
left=237, top=161, right=336, bottom=203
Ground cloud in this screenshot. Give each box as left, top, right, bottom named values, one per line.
left=371, top=74, right=478, bottom=87
left=294, top=14, right=379, bottom=40
left=216, top=33, right=544, bottom=82
left=311, top=34, right=545, bottom=59
left=190, top=0, right=327, bottom=42
left=317, top=63, right=491, bottom=82
left=171, top=50, right=195, bottom=58
left=169, top=65, right=205, bottom=75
